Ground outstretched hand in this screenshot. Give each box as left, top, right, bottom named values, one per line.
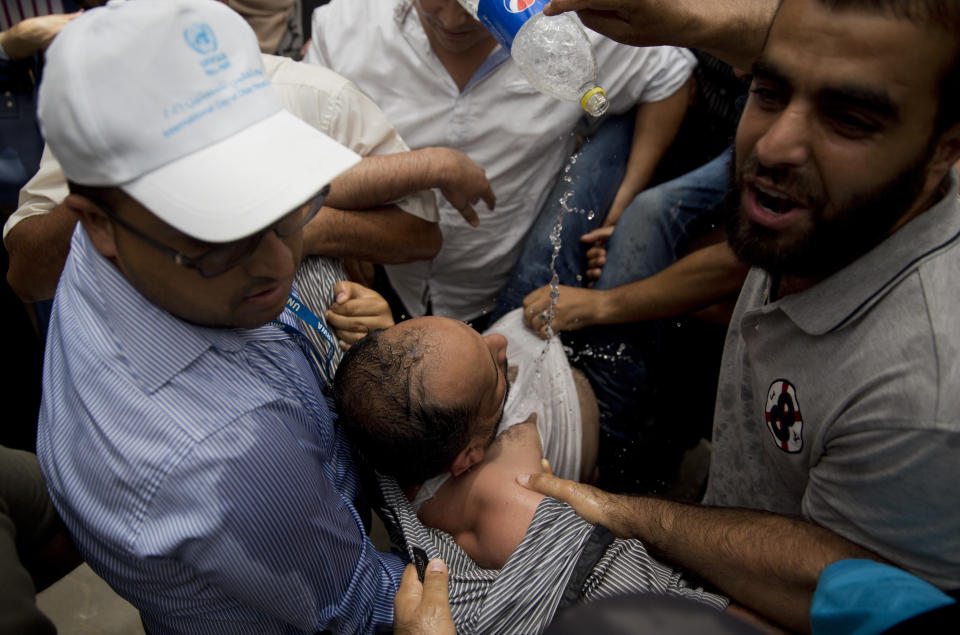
left=434, top=148, right=496, bottom=227
left=517, top=471, right=629, bottom=537
left=580, top=225, right=615, bottom=281
left=522, top=284, right=606, bottom=338
left=543, top=0, right=684, bottom=48
left=325, top=281, right=394, bottom=350
left=394, top=560, right=455, bottom=635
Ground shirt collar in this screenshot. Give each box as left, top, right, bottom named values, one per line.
left=73, top=228, right=289, bottom=393
left=769, top=170, right=960, bottom=334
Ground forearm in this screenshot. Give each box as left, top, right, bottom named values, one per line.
left=593, top=242, right=747, bottom=323
left=5, top=205, right=77, bottom=302
left=325, top=149, right=455, bottom=210
left=302, top=206, right=441, bottom=263
left=611, top=497, right=879, bottom=632
left=674, top=0, right=778, bottom=70
left=545, top=0, right=778, bottom=71
left=0, top=13, right=79, bottom=60
left=607, top=77, right=694, bottom=225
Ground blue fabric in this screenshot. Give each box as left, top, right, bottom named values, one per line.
left=36, top=226, right=405, bottom=634
left=0, top=55, right=43, bottom=210
left=811, top=559, right=956, bottom=635
left=491, top=110, right=636, bottom=318
left=493, top=148, right=731, bottom=437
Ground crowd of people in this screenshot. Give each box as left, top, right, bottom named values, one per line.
left=2, top=0, right=959, bottom=633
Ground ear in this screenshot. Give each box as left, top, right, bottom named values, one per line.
left=929, top=121, right=960, bottom=180
left=449, top=437, right=485, bottom=478
left=65, top=193, right=118, bottom=260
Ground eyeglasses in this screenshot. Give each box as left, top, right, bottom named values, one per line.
left=96, top=185, right=330, bottom=278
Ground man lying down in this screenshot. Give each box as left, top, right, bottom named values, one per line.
left=333, top=309, right=727, bottom=634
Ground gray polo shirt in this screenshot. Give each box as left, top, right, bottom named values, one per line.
left=705, top=171, right=960, bottom=590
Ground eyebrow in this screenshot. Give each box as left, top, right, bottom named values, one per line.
left=752, top=58, right=900, bottom=122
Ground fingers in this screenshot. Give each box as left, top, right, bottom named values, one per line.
left=457, top=203, right=479, bottom=227
left=585, top=247, right=607, bottom=269
left=327, top=281, right=394, bottom=349
left=330, top=281, right=391, bottom=316
left=585, top=245, right=607, bottom=280
left=420, top=558, right=451, bottom=613
left=328, top=296, right=389, bottom=319
left=543, top=0, right=591, bottom=15
left=517, top=471, right=569, bottom=497
left=523, top=290, right=556, bottom=339
left=522, top=288, right=544, bottom=329
left=394, top=560, right=455, bottom=635
left=524, top=303, right=551, bottom=339
left=394, top=564, right=424, bottom=618
left=481, top=185, right=496, bottom=211
left=516, top=472, right=606, bottom=527
left=580, top=225, right=615, bottom=244
left=332, top=280, right=381, bottom=302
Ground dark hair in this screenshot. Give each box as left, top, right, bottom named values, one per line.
left=815, top=0, right=960, bottom=131
left=333, top=327, right=477, bottom=488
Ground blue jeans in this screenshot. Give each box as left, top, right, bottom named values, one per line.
left=495, top=148, right=733, bottom=439
left=491, top=111, right=636, bottom=318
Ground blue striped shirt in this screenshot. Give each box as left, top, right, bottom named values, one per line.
left=37, top=226, right=405, bottom=634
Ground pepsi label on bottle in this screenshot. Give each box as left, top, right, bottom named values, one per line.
left=477, top=0, right=548, bottom=49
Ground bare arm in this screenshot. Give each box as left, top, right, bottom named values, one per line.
left=520, top=473, right=880, bottom=633
left=523, top=241, right=748, bottom=335
left=5, top=203, right=77, bottom=302
left=302, top=204, right=442, bottom=264
left=304, top=147, right=497, bottom=263
left=327, top=148, right=495, bottom=227
left=543, top=0, right=778, bottom=70
left=0, top=13, right=80, bottom=59
left=605, top=76, right=694, bottom=226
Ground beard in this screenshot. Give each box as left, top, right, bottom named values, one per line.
left=724, top=145, right=934, bottom=279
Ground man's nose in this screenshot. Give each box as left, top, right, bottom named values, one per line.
left=485, top=333, right=508, bottom=362
left=755, top=105, right=812, bottom=168
left=245, top=229, right=297, bottom=279
left=437, top=0, right=473, bottom=28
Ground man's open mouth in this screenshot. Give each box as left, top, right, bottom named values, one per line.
left=754, top=184, right=803, bottom=215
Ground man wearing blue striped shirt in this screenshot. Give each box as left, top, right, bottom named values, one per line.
left=34, top=0, right=407, bottom=632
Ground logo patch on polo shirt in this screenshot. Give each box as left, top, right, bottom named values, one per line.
left=765, top=379, right=803, bottom=453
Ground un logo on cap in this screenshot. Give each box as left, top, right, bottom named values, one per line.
left=184, top=23, right=218, bottom=55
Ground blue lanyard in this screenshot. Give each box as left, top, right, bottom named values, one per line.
left=273, top=294, right=337, bottom=385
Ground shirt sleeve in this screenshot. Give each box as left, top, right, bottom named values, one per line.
left=139, top=406, right=405, bottom=633
left=803, top=425, right=960, bottom=589
left=3, top=144, right=67, bottom=244
left=267, top=54, right=438, bottom=223
left=321, top=75, right=439, bottom=222
left=594, top=41, right=697, bottom=113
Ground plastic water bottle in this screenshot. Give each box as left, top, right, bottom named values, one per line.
left=457, top=0, right=609, bottom=117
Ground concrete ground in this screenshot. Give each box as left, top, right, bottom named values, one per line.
left=37, top=565, right=145, bottom=635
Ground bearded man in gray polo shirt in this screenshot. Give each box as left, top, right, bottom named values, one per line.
left=521, top=0, right=960, bottom=632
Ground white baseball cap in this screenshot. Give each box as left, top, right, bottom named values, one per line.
left=38, top=0, right=361, bottom=242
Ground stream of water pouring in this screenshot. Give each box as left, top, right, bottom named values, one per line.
left=537, top=139, right=627, bottom=370
left=535, top=149, right=596, bottom=371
